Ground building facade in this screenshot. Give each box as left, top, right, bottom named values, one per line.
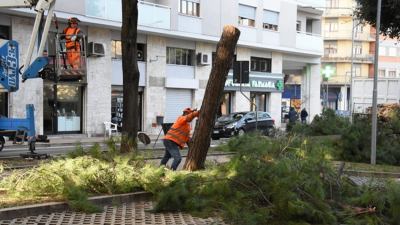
left=322, top=0, right=374, bottom=111
left=352, top=36, right=400, bottom=113
left=0, top=0, right=323, bottom=136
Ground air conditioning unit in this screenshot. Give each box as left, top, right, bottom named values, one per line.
left=197, top=53, right=210, bottom=65
left=88, top=42, right=105, bottom=57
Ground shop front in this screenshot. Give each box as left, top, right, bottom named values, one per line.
left=43, top=83, right=84, bottom=134
left=111, top=86, right=143, bottom=131
left=224, top=73, right=284, bottom=113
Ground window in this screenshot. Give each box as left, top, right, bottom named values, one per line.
left=326, top=0, right=339, bottom=8
left=0, top=25, right=10, bottom=39
left=250, top=57, right=272, bottom=72
left=306, top=19, right=313, bottom=33
left=296, top=21, right=302, bottom=32
left=389, top=47, right=397, bottom=57
left=212, top=52, right=236, bottom=70
left=353, top=64, right=361, bottom=77
left=355, top=24, right=364, bottom=33
left=111, top=40, right=122, bottom=59
left=239, top=4, right=256, bottom=27
left=111, top=40, right=146, bottom=61
left=378, top=69, right=386, bottom=77
left=325, top=19, right=338, bottom=32
left=179, top=0, right=200, bottom=17
left=324, top=41, right=337, bottom=55
left=388, top=70, right=396, bottom=77
left=167, top=47, right=195, bottom=66
left=263, top=10, right=279, bottom=31
left=353, top=42, right=362, bottom=55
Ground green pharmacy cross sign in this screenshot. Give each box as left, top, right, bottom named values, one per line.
left=275, top=80, right=284, bottom=91
left=321, top=65, right=335, bottom=81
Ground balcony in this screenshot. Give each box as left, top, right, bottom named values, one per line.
left=324, top=31, right=375, bottom=41
left=323, top=8, right=353, bottom=18
left=296, top=32, right=323, bottom=53
left=295, top=0, right=325, bottom=7
left=138, top=1, right=170, bottom=29
left=322, top=54, right=374, bottom=63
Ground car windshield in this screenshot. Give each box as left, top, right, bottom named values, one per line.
left=217, top=113, right=246, bottom=122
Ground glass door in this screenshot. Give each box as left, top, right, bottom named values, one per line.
left=56, top=85, right=82, bottom=133
left=43, top=84, right=83, bottom=134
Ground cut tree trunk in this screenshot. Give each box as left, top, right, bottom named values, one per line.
left=183, top=25, right=240, bottom=171
left=121, top=0, right=140, bottom=153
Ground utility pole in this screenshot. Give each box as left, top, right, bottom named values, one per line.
left=371, top=0, right=382, bottom=165
left=349, top=15, right=356, bottom=122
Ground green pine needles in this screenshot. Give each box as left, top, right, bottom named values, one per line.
left=154, top=134, right=400, bottom=225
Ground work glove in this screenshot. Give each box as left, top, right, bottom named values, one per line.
left=71, top=35, right=77, bottom=41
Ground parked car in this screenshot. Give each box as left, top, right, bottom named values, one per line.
left=212, top=111, right=275, bottom=140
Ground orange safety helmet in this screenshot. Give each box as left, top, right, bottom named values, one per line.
left=68, top=17, right=80, bottom=25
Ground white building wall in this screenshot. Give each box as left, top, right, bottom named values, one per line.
left=86, top=27, right=112, bottom=135
left=305, top=64, right=322, bottom=120
left=9, top=16, right=44, bottom=135
left=271, top=52, right=283, bottom=127
left=194, top=43, right=213, bottom=109
left=144, top=36, right=167, bottom=134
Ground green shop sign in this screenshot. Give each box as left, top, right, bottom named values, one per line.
left=224, top=73, right=284, bottom=92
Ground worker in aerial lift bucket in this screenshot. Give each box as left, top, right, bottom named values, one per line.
left=160, top=107, right=199, bottom=170
left=63, top=17, right=82, bottom=69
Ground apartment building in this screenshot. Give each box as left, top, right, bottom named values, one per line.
left=0, top=0, right=323, bottom=136
left=352, top=36, right=400, bottom=113
left=322, top=0, right=374, bottom=111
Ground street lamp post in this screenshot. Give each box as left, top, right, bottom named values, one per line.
left=371, top=0, right=382, bottom=165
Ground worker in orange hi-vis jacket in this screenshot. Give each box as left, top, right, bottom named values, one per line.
left=63, top=17, right=82, bottom=69
left=161, top=107, right=200, bottom=170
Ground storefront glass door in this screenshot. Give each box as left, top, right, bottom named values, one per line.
left=43, top=84, right=83, bottom=134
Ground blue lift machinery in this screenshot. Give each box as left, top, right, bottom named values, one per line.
left=0, top=0, right=57, bottom=156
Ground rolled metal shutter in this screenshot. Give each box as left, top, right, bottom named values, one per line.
left=165, top=89, right=192, bottom=123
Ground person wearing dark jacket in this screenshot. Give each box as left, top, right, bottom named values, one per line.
left=300, top=108, right=308, bottom=124
left=286, top=107, right=298, bottom=132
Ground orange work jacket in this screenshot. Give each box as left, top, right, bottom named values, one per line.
left=164, top=111, right=199, bottom=149
left=63, top=27, right=81, bottom=49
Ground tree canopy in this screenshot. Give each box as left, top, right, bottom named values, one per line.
left=356, top=0, right=400, bottom=38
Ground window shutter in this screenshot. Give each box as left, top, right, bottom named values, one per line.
left=239, top=4, right=256, bottom=20
left=263, top=10, right=279, bottom=25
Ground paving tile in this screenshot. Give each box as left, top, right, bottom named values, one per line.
left=0, top=201, right=227, bottom=225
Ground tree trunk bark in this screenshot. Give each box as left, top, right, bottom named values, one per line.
left=183, top=25, right=240, bottom=171
left=121, top=0, right=139, bottom=153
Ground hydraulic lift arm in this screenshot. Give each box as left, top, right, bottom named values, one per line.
left=0, top=0, right=56, bottom=91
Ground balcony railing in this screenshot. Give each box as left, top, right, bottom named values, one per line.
left=295, top=0, right=325, bottom=7
left=323, top=8, right=353, bottom=17
left=322, top=54, right=374, bottom=63
left=138, top=1, right=171, bottom=29
left=324, top=31, right=375, bottom=41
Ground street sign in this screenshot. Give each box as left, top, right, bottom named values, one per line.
left=233, top=61, right=249, bottom=83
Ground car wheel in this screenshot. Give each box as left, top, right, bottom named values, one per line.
left=0, top=136, right=4, bottom=151
left=238, top=129, right=245, bottom=136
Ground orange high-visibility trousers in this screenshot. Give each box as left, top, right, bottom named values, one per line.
left=66, top=45, right=81, bottom=69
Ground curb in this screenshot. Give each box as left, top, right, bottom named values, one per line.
left=0, top=192, right=152, bottom=220
left=344, top=170, right=400, bottom=179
